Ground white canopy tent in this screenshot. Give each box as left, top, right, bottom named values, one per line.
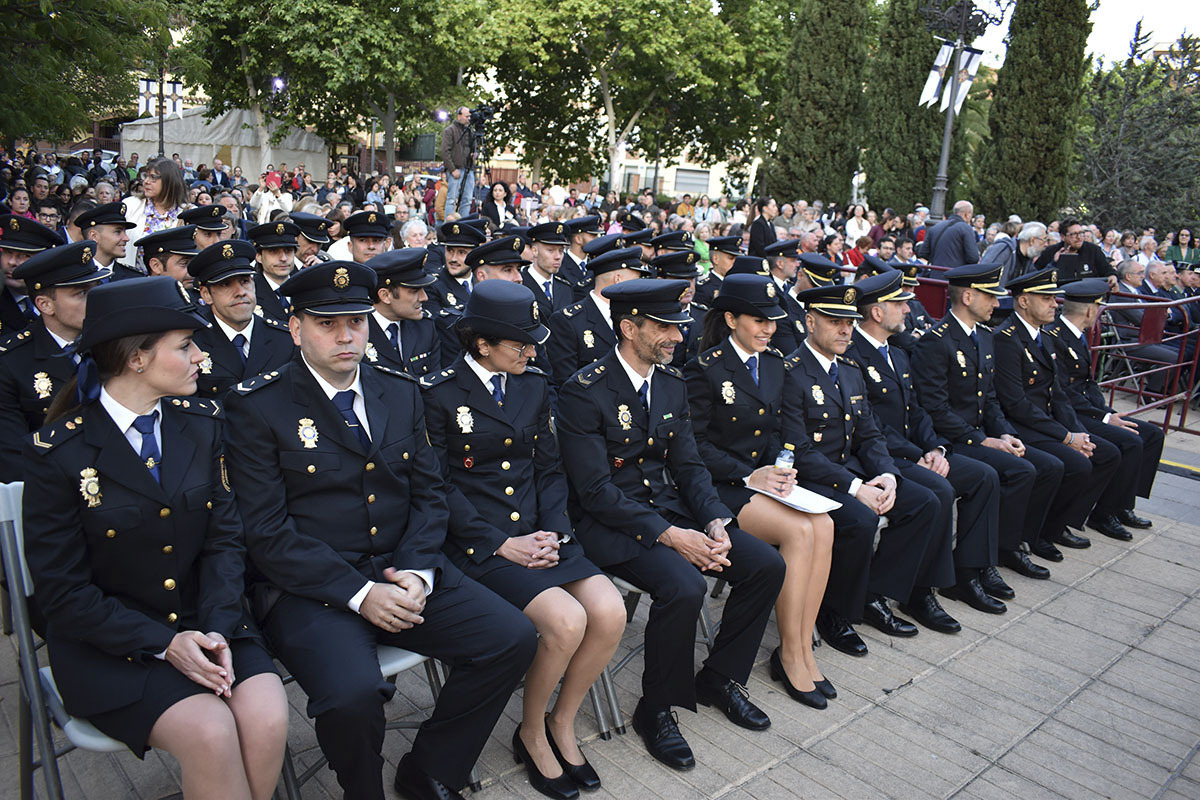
left=119, top=106, right=328, bottom=177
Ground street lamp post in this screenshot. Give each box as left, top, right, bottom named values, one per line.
left=920, top=0, right=992, bottom=220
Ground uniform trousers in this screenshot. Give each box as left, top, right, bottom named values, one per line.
left=604, top=523, right=784, bottom=712
left=805, top=478, right=939, bottom=618
left=895, top=453, right=999, bottom=575
left=1018, top=433, right=1121, bottom=538
left=1079, top=415, right=1163, bottom=509
left=953, top=443, right=1052, bottom=550
left=262, top=564, right=537, bottom=799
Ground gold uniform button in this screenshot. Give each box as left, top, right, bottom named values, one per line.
left=366, top=462, right=376, bottom=471
left=647, top=437, right=654, bottom=445
left=463, top=444, right=471, bottom=452
left=501, top=461, right=511, bottom=470
left=751, top=451, right=758, bottom=458
left=758, top=408, right=766, bottom=415
left=978, top=372, right=983, bottom=378
left=882, top=388, right=888, bottom=393
left=754, top=430, right=761, bottom=437
left=505, top=486, right=514, bottom=495
left=466, top=547, right=475, bottom=556
left=845, top=414, right=851, bottom=421
left=624, top=437, right=630, bottom=444
left=167, top=613, right=178, bottom=623
left=643, top=479, right=650, bottom=486
left=636, top=534, right=643, bottom=541
left=206, top=501, right=213, bottom=510
left=163, top=578, right=176, bottom=590
left=370, top=526, right=378, bottom=536
left=823, top=413, right=829, bottom=419
left=159, top=507, right=171, bottom=518
left=977, top=391, right=983, bottom=397
left=504, top=438, right=513, bottom=446
left=307, top=465, right=316, bottom=473
left=403, top=452, right=410, bottom=460
left=510, top=511, right=520, bottom=522
left=731, top=416, right=738, bottom=422
left=162, top=545, right=173, bottom=555
left=668, top=431, right=675, bottom=438
left=105, top=529, right=116, bottom=539
left=367, top=494, right=376, bottom=504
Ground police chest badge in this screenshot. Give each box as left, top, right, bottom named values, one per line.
left=79, top=467, right=101, bottom=508
left=617, top=404, right=633, bottom=430
left=33, top=371, right=52, bottom=399
left=956, top=350, right=967, bottom=369
left=364, top=342, right=379, bottom=362
left=446, top=291, right=457, bottom=307
left=867, top=365, right=882, bottom=383
left=456, top=406, right=475, bottom=433
left=583, top=329, right=596, bottom=349
left=721, top=381, right=736, bottom=404
left=198, top=352, right=213, bottom=374
left=813, top=431, right=823, bottom=443
left=811, top=384, right=825, bottom=405
left=297, top=418, right=319, bottom=449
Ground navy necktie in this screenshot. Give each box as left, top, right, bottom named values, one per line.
left=878, top=343, right=890, bottom=364
left=637, top=380, right=650, bottom=414
left=969, top=330, right=979, bottom=349
left=490, top=374, right=504, bottom=406
left=462, top=279, right=472, bottom=295
left=747, top=354, right=759, bottom=386
left=18, top=297, right=37, bottom=321
left=387, top=322, right=401, bottom=354
left=543, top=279, right=553, bottom=299
left=829, top=361, right=840, bottom=388
left=332, top=390, right=370, bottom=449
left=133, top=412, right=161, bottom=483
left=232, top=333, right=248, bottom=365
left=277, top=288, right=290, bottom=314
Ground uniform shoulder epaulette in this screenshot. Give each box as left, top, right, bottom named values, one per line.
left=0, top=328, right=34, bottom=353
left=1043, top=326, right=1060, bottom=338
left=421, top=308, right=433, bottom=320
left=258, top=315, right=289, bottom=331
left=234, top=369, right=283, bottom=394
left=168, top=396, right=223, bottom=417
left=978, top=323, right=993, bottom=332
left=924, top=321, right=947, bottom=338
left=764, top=346, right=784, bottom=359
left=371, top=363, right=419, bottom=382
left=28, top=414, right=86, bottom=454
left=419, top=367, right=456, bottom=388
left=697, top=273, right=713, bottom=285
left=573, top=361, right=607, bottom=387
left=784, top=354, right=803, bottom=371
left=998, top=325, right=1015, bottom=336
left=560, top=300, right=586, bottom=318
left=552, top=274, right=572, bottom=286
left=697, top=346, right=723, bottom=367
left=655, top=363, right=683, bottom=379
left=524, top=364, right=548, bottom=377
left=691, top=301, right=710, bottom=312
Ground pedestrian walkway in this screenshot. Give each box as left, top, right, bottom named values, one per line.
left=4, top=418, right=1199, bottom=799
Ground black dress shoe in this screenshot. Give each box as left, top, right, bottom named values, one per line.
left=1116, top=508, right=1152, bottom=529
left=631, top=699, right=694, bottom=771
left=395, top=754, right=466, bottom=800
left=979, top=566, right=1016, bottom=599
left=1088, top=513, right=1133, bottom=541
left=1000, top=548, right=1051, bottom=579
left=899, top=590, right=961, bottom=634
left=816, top=610, right=869, bottom=656
left=546, top=719, right=601, bottom=791
left=696, top=669, right=771, bottom=730
left=512, top=728, right=579, bottom=800
left=1052, top=528, right=1091, bottom=549
left=1030, top=539, right=1064, bottom=562
left=768, top=648, right=827, bottom=709
left=814, top=677, right=837, bottom=699
left=940, top=578, right=1007, bottom=614
left=862, top=596, right=919, bottom=637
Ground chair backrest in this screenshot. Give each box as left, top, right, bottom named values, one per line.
left=0, top=482, right=30, bottom=596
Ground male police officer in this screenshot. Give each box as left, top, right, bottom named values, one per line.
left=0, top=215, right=64, bottom=332
left=75, top=202, right=136, bottom=275
left=693, top=235, right=741, bottom=308
left=247, top=220, right=300, bottom=320
left=180, top=204, right=229, bottom=250
left=558, top=278, right=785, bottom=770
left=425, top=221, right=487, bottom=314
left=136, top=227, right=200, bottom=299
left=654, top=250, right=707, bottom=368
left=290, top=211, right=333, bottom=268
left=561, top=215, right=604, bottom=299
left=223, top=260, right=536, bottom=800
left=522, top=221, right=575, bottom=319
left=364, top=248, right=442, bottom=378
left=187, top=240, right=294, bottom=397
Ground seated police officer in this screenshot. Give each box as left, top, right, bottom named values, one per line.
left=895, top=261, right=938, bottom=348
left=180, top=204, right=229, bottom=251
left=654, top=250, right=708, bottom=368
left=187, top=240, right=294, bottom=398
left=780, top=283, right=941, bottom=654
left=847, top=270, right=1009, bottom=617
left=557, top=279, right=785, bottom=770
left=911, top=263, right=1060, bottom=581
left=761, top=239, right=803, bottom=353
left=345, top=209, right=392, bottom=265
left=0, top=241, right=109, bottom=480
left=1044, top=278, right=1162, bottom=534
left=693, top=234, right=741, bottom=308
left=222, top=260, right=537, bottom=800
left=0, top=215, right=64, bottom=333
left=561, top=215, right=604, bottom=300
left=75, top=202, right=136, bottom=275
left=522, top=221, right=576, bottom=319
left=289, top=211, right=333, bottom=268
left=363, top=248, right=442, bottom=378
left=727, top=254, right=797, bottom=354
left=424, top=220, right=487, bottom=315
left=993, top=267, right=1124, bottom=554
left=135, top=226, right=201, bottom=301
left=247, top=220, right=300, bottom=320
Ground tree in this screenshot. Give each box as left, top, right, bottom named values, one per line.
left=1069, top=28, right=1200, bottom=231
left=974, top=0, right=1091, bottom=221
left=768, top=0, right=872, bottom=205
left=1, top=0, right=169, bottom=144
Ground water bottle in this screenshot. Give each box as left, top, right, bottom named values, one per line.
left=774, top=443, right=795, bottom=470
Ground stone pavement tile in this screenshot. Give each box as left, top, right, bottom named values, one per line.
left=1000, top=738, right=1126, bottom=798
left=963, top=764, right=1071, bottom=799
left=808, top=735, right=948, bottom=800
left=1083, top=680, right=1200, bottom=749
left=1109, top=550, right=1200, bottom=594
left=584, top=734, right=713, bottom=800
left=1101, top=648, right=1200, bottom=717
left=681, top=702, right=790, bottom=770
left=1168, top=596, right=1200, bottom=633
left=845, top=705, right=987, bottom=778
left=1038, top=586, right=1158, bottom=645
left=1017, top=725, right=1167, bottom=797
left=1053, top=535, right=1130, bottom=568
left=1142, top=499, right=1200, bottom=521
left=1138, top=531, right=1200, bottom=566
left=1040, top=551, right=1104, bottom=587
left=863, top=613, right=990, bottom=668
left=819, top=634, right=939, bottom=696
left=1161, top=776, right=1200, bottom=800
left=765, top=751, right=884, bottom=799
left=1053, top=703, right=1183, bottom=771
left=1139, top=621, right=1200, bottom=670
left=742, top=680, right=864, bottom=748
left=996, top=612, right=1125, bottom=675
left=736, top=765, right=843, bottom=800
left=1183, top=754, right=1200, bottom=783
left=943, top=638, right=1088, bottom=712
left=1075, top=567, right=1188, bottom=619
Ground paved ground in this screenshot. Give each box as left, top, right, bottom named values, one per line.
left=4, top=402, right=1200, bottom=799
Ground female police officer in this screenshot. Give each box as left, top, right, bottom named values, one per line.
left=421, top=280, right=625, bottom=798
left=686, top=273, right=836, bottom=708
left=23, top=274, right=287, bottom=800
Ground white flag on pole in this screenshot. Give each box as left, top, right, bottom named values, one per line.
left=138, top=79, right=158, bottom=117
left=918, top=44, right=953, bottom=108
left=940, top=48, right=984, bottom=114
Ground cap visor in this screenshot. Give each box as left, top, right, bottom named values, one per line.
left=399, top=273, right=438, bottom=288
left=645, top=311, right=694, bottom=325
left=297, top=300, right=375, bottom=316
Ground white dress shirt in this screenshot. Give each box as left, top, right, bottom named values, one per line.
left=213, top=314, right=254, bottom=359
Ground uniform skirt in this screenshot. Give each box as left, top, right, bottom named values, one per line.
left=716, top=481, right=756, bottom=517
left=451, top=539, right=601, bottom=609
left=85, top=638, right=278, bottom=756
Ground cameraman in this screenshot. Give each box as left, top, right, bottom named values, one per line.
left=440, top=106, right=474, bottom=219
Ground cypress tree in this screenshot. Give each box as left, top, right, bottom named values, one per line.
left=768, top=0, right=871, bottom=204
left=974, top=0, right=1091, bottom=221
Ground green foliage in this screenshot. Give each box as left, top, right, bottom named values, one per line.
left=0, top=0, right=169, bottom=143
left=974, top=0, right=1091, bottom=221
left=1069, top=28, right=1200, bottom=231
left=768, top=0, right=872, bottom=205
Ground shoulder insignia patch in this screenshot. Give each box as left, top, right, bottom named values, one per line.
left=561, top=301, right=585, bottom=318
left=420, top=369, right=456, bottom=388
left=764, top=347, right=783, bottom=358
left=371, top=363, right=418, bottom=382
left=259, top=315, right=289, bottom=331
left=29, top=415, right=85, bottom=453
left=234, top=372, right=278, bottom=394
left=169, top=397, right=223, bottom=417
left=524, top=364, right=548, bottom=377
left=655, top=364, right=683, bottom=379
left=784, top=354, right=803, bottom=371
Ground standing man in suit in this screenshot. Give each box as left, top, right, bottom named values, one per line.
left=993, top=268, right=1125, bottom=554
left=1044, top=278, right=1161, bottom=534
left=780, top=283, right=942, bottom=654
left=748, top=198, right=778, bottom=257
left=247, top=220, right=299, bottom=320
left=522, top=221, right=575, bottom=320
left=558, top=279, right=785, bottom=770
left=187, top=240, right=294, bottom=398
left=76, top=202, right=136, bottom=276
left=0, top=215, right=64, bottom=333
left=692, top=235, right=741, bottom=309
left=223, top=260, right=537, bottom=800
left=364, top=248, right=442, bottom=378
left=848, top=270, right=1009, bottom=616
left=912, top=263, right=1064, bottom=580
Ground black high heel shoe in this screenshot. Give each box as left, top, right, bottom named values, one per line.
left=813, top=677, right=837, bottom=699
left=512, top=728, right=579, bottom=800
left=546, top=718, right=601, bottom=791
left=769, top=648, right=827, bottom=709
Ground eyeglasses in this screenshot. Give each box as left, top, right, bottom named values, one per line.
left=143, top=173, right=161, bottom=181
left=1064, top=229, right=1084, bottom=236
left=495, top=341, right=536, bottom=356
left=37, top=212, right=59, bottom=221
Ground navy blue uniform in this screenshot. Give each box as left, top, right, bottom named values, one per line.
left=253, top=272, right=291, bottom=320
left=0, top=322, right=76, bottom=480
left=521, top=266, right=575, bottom=320
left=191, top=308, right=294, bottom=398
left=546, top=295, right=616, bottom=384
left=364, top=313, right=442, bottom=378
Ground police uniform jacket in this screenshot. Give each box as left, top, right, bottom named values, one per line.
left=1042, top=319, right=1114, bottom=419
left=364, top=313, right=441, bottom=378
left=670, top=303, right=708, bottom=369
left=993, top=315, right=1079, bottom=443
left=684, top=343, right=785, bottom=486
left=557, top=350, right=730, bottom=567
left=423, top=267, right=469, bottom=315
left=222, top=356, right=450, bottom=615
left=559, top=251, right=592, bottom=301
left=546, top=296, right=616, bottom=385
left=0, top=321, right=76, bottom=480
left=254, top=272, right=291, bottom=320
left=22, top=398, right=253, bottom=718
left=778, top=287, right=808, bottom=346
left=0, top=287, right=34, bottom=335
left=911, top=315, right=1016, bottom=446
left=421, top=358, right=570, bottom=564
left=848, top=330, right=948, bottom=462
left=522, top=267, right=574, bottom=320
left=190, top=308, right=294, bottom=398
left=891, top=297, right=936, bottom=354
left=693, top=271, right=722, bottom=310
left=779, top=345, right=895, bottom=493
